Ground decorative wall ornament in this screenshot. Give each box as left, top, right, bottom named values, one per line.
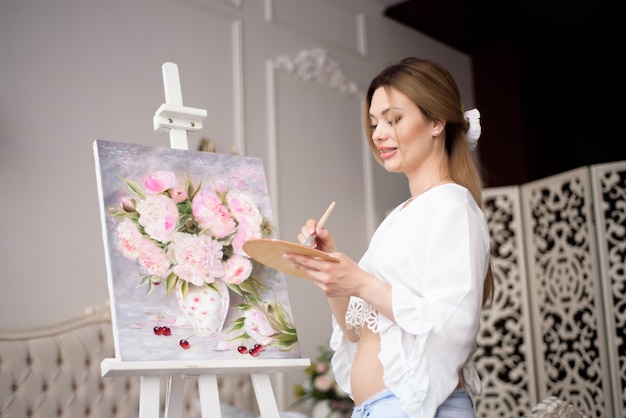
left=272, top=48, right=361, bottom=97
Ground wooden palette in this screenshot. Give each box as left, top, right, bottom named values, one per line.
left=243, top=238, right=338, bottom=279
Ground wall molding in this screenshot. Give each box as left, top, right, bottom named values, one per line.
left=264, top=0, right=367, bottom=57
left=265, top=48, right=364, bottom=229
left=231, top=19, right=245, bottom=155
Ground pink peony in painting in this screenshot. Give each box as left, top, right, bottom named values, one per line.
left=93, top=139, right=301, bottom=362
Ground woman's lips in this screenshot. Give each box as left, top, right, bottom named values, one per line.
left=378, top=147, right=397, bottom=160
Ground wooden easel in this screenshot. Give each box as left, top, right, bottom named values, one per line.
left=100, top=62, right=310, bottom=418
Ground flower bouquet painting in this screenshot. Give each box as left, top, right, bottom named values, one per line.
left=93, top=139, right=301, bottom=362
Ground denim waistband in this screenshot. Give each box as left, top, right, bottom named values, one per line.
left=355, top=388, right=394, bottom=408
left=351, top=388, right=406, bottom=418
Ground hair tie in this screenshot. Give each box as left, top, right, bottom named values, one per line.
left=464, top=108, right=481, bottom=150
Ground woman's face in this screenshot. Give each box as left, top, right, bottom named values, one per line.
left=369, top=86, right=442, bottom=176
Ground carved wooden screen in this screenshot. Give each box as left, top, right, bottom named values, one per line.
left=591, top=161, right=626, bottom=418
left=477, top=186, right=537, bottom=417
left=521, top=166, right=612, bottom=418
left=474, top=160, right=626, bottom=418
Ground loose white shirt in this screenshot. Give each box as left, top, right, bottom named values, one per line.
left=330, top=183, right=490, bottom=417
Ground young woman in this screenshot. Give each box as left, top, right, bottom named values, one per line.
left=284, top=57, right=494, bottom=418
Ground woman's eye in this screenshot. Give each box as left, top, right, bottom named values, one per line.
left=387, top=116, right=400, bottom=126
left=370, top=124, right=378, bottom=130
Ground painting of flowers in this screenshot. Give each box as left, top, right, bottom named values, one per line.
left=93, top=139, right=301, bottom=362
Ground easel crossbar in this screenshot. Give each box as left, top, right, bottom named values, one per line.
left=101, top=358, right=310, bottom=378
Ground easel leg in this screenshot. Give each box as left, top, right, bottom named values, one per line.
left=198, top=374, right=222, bottom=418
left=139, top=376, right=161, bottom=418
left=164, top=374, right=185, bottom=418
left=251, top=373, right=280, bottom=418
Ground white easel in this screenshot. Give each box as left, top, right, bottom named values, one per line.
left=100, top=62, right=310, bottom=418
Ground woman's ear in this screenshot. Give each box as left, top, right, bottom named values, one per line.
left=432, top=119, right=446, bottom=137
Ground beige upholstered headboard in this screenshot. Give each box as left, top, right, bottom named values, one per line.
left=0, top=303, right=258, bottom=418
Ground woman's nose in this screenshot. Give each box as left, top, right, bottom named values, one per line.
left=372, top=124, right=386, bottom=141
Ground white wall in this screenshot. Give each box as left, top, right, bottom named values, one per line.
left=0, top=0, right=474, bottom=409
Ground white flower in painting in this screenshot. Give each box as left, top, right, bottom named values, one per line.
left=168, top=232, right=225, bottom=286
left=135, top=194, right=179, bottom=242
left=136, top=240, right=170, bottom=277
left=243, top=308, right=275, bottom=345
left=116, top=218, right=145, bottom=259
left=227, top=189, right=264, bottom=229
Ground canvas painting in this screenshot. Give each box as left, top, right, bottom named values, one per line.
left=93, top=139, right=301, bottom=362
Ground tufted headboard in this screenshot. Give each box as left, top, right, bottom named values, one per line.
left=0, top=303, right=258, bottom=418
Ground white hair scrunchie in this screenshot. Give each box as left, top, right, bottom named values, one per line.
left=464, top=108, right=481, bottom=150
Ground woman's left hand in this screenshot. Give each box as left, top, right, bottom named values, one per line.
left=283, top=251, right=366, bottom=298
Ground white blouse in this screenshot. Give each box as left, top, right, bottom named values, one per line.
left=330, top=184, right=490, bottom=417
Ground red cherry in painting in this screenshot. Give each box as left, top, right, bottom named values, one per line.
left=237, top=345, right=248, bottom=354
left=179, top=339, right=191, bottom=349
left=254, top=343, right=264, bottom=352
left=162, top=326, right=172, bottom=336
left=154, top=326, right=164, bottom=335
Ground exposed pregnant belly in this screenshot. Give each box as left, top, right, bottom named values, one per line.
left=350, top=326, right=387, bottom=405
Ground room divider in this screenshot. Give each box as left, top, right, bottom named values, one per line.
left=475, top=160, right=626, bottom=418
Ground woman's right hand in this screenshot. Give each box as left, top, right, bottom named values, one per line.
left=298, top=218, right=336, bottom=253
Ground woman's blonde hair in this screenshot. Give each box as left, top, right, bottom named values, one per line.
left=364, top=57, right=494, bottom=306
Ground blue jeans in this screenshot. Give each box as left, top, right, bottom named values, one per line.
left=434, top=389, right=475, bottom=418
left=350, top=388, right=475, bottom=418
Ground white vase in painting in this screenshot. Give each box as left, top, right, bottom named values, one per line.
left=175, top=280, right=230, bottom=337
